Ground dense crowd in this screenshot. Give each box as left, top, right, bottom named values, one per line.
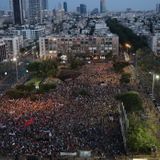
left=0, top=63, right=125, bottom=158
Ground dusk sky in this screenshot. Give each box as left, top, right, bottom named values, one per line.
left=0, top=0, right=159, bottom=11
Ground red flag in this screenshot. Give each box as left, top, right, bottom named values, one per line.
left=24, top=118, right=34, bottom=127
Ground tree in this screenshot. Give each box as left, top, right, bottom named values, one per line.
left=20, top=48, right=26, bottom=54
left=68, top=54, right=85, bottom=69
left=39, top=59, right=58, bottom=77
left=27, top=60, right=58, bottom=78
left=116, top=91, right=143, bottom=113
left=106, top=18, right=148, bottom=51
left=136, top=48, right=160, bottom=73
left=27, top=61, right=41, bottom=76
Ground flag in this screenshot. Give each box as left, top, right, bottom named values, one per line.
left=24, top=118, right=34, bottom=127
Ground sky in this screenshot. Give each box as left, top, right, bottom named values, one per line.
left=0, top=0, right=159, bottom=11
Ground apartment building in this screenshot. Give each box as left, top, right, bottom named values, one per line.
left=39, top=34, right=119, bottom=58
left=2, top=35, right=23, bottom=58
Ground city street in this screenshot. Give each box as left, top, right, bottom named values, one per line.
left=0, top=61, right=30, bottom=95
left=0, top=47, right=38, bottom=95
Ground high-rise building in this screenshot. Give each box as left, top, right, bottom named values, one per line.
left=41, top=0, right=48, bottom=10
left=156, top=4, right=160, bottom=13
left=76, top=7, right=80, bottom=14
left=100, top=0, right=106, bottom=13
left=63, top=2, right=68, bottom=12
left=29, top=0, right=41, bottom=24
left=22, top=0, right=29, bottom=19
left=58, top=2, right=62, bottom=10
left=91, top=8, right=99, bottom=15
left=12, top=0, right=24, bottom=25
left=9, top=0, right=13, bottom=11
left=80, top=4, right=87, bottom=15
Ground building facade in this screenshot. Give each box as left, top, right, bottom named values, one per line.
left=156, top=4, right=160, bottom=13
left=80, top=4, right=87, bottom=15
left=2, top=36, right=23, bottom=58
left=22, top=0, right=29, bottom=19
left=12, top=0, right=24, bottom=25
left=76, top=7, right=80, bottom=14
left=100, top=0, right=106, bottom=13
left=39, top=35, right=119, bottom=58
left=0, top=40, right=7, bottom=62
left=13, top=26, right=45, bottom=40
left=29, top=0, right=42, bottom=24
left=149, top=33, right=160, bottom=55
left=41, top=0, right=48, bottom=10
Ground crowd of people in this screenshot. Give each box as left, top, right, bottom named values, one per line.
left=0, top=63, right=125, bottom=159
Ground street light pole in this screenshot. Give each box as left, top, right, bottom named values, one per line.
left=135, top=54, right=138, bottom=71
left=132, top=53, right=138, bottom=78
left=150, top=73, right=160, bottom=98
left=152, top=74, right=155, bottom=98
left=125, top=43, right=131, bottom=54
left=13, top=57, right=18, bottom=82
left=15, top=60, right=18, bottom=82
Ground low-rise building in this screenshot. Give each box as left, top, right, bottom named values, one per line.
left=0, top=39, right=7, bottom=62
left=149, top=33, right=160, bottom=55
left=94, top=21, right=110, bottom=36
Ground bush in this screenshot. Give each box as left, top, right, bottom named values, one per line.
left=6, top=89, right=29, bottom=99
left=120, top=73, right=131, bottom=84
left=16, top=84, right=35, bottom=92
left=116, top=91, right=143, bottom=113
left=57, top=70, right=81, bottom=81
left=36, top=84, right=56, bottom=94
left=6, top=83, right=56, bottom=99
left=70, top=58, right=85, bottom=69
left=113, top=61, right=130, bottom=73
left=127, top=114, right=158, bottom=153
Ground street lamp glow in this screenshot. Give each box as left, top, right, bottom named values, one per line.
left=125, top=43, right=131, bottom=49
left=150, top=72, right=160, bottom=98
left=4, top=72, right=8, bottom=76
left=156, top=75, right=160, bottom=80
left=26, top=70, right=29, bottom=73
left=35, top=84, right=40, bottom=90
left=13, top=57, right=17, bottom=62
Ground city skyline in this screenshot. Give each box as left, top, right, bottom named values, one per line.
left=0, top=0, right=160, bottom=11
